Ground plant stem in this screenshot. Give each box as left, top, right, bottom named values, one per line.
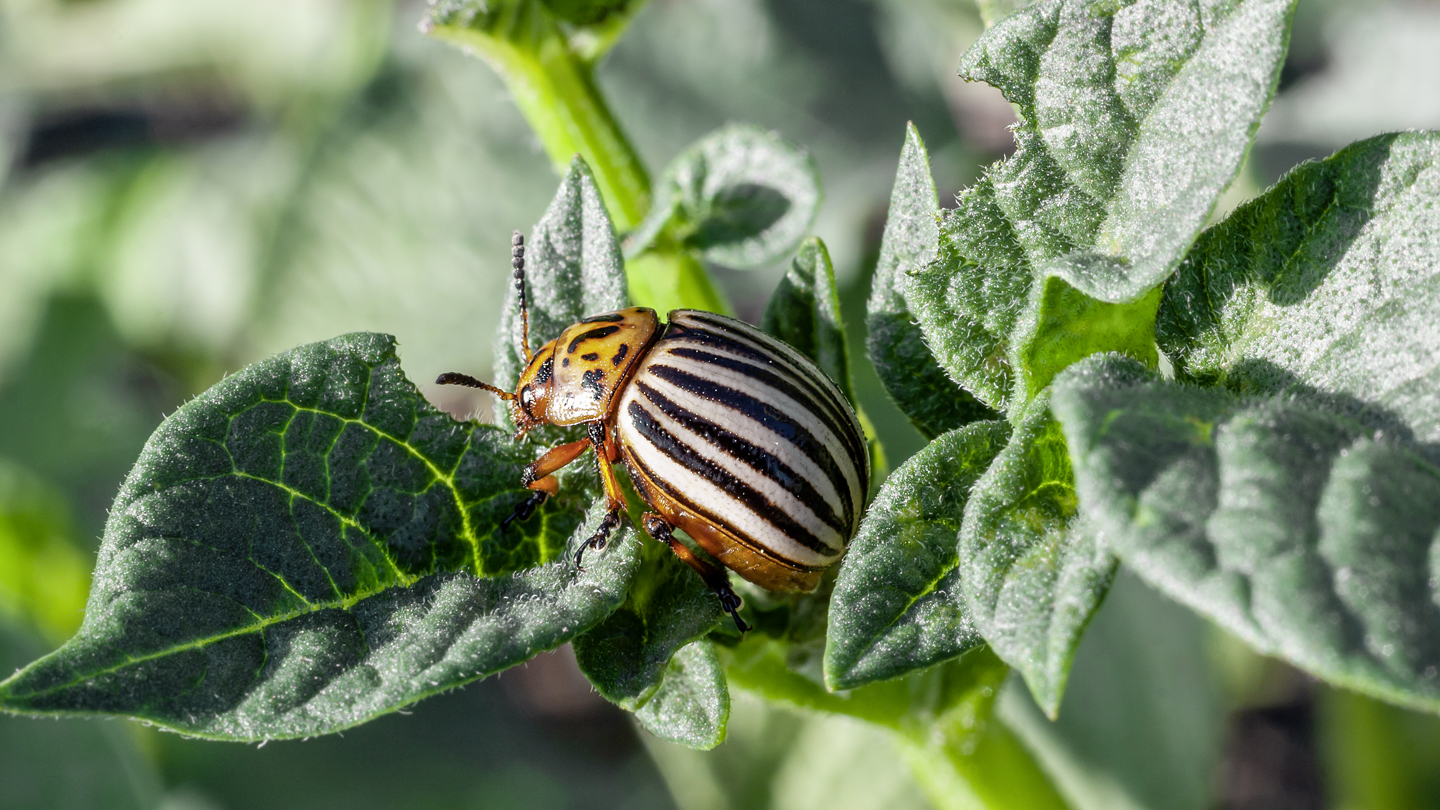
left=897, top=715, right=1071, bottom=810
left=428, top=11, right=729, bottom=313
left=429, top=20, right=649, bottom=231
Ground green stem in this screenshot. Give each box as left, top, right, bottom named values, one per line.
left=427, top=8, right=729, bottom=313
left=723, top=638, right=1070, bottom=809
left=897, top=716, right=1070, bottom=810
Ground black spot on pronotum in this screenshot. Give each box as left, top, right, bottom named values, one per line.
left=611, top=344, right=630, bottom=366
left=581, top=313, right=626, bottom=324
left=568, top=325, right=620, bottom=354
left=581, top=352, right=600, bottom=362
left=581, top=369, right=606, bottom=400
left=562, top=358, right=570, bottom=367
left=534, top=356, right=553, bottom=384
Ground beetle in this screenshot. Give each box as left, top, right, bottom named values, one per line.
left=438, top=231, right=869, bottom=631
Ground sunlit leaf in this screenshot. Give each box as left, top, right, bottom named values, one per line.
left=627, top=124, right=820, bottom=271
left=909, top=0, right=1295, bottom=410
left=1053, top=354, right=1440, bottom=713
left=824, top=421, right=1009, bottom=690
left=867, top=125, right=996, bottom=438
left=0, top=335, right=640, bottom=738
left=634, top=639, right=730, bottom=750
left=958, top=391, right=1116, bottom=717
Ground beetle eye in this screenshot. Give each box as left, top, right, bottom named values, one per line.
left=519, top=385, right=537, bottom=415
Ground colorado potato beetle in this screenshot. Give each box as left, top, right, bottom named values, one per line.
left=438, top=232, right=869, bottom=630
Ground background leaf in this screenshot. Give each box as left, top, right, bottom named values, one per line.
left=641, top=691, right=931, bottom=810
left=908, top=0, right=1295, bottom=410
left=867, top=124, right=996, bottom=438
left=1053, top=354, right=1440, bottom=713
left=959, top=391, right=1117, bottom=717
left=999, top=571, right=1226, bottom=810
left=0, top=335, right=641, bottom=738
left=824, top=420, right=1008, bottom=690
left=0, top=461, right=91, bottom=641
left=0, top=619, right=160, bottom=810
left=1157, top=131, right=1440, bottom=449
left=634, top=639, right=730, bottom=750
left=761, top=237, right=853, bottom=403
left=625, top=124, right=820, bottom=271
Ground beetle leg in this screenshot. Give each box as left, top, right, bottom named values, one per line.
left=642, top=513, right=750, bottom=633
left=576, top=422, right=627, bottom=570
left=502, top=438, right=590, bottom=533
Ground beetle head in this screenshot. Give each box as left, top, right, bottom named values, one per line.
left=511, top=340, right=558, bottom=436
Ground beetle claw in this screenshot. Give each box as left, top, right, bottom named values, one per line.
left=500, top=491, right=547, bottom=533
left=716, top=584, right=750, bottom=633
left=574, top=509, right=621, bottom=571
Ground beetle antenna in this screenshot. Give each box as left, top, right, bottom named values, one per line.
left=435, top=372, right=515, bottom=401
left=512, top=230, right=533, bottom=364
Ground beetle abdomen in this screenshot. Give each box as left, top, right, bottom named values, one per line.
left=615, top=310, right=868, bottom=582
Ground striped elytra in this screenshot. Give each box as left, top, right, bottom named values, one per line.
left=437, top=231, right=868, bottom=630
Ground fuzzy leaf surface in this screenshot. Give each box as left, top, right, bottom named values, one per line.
left=761, top=237, right=853, bottom=403
left=0, top=335, right=640, bottom=738
left=823, top=421, right=1009, bottom=690
left=959, top=392, right=1117, bottom=717
left=1157, top=132, right=1440, bottom=446
left=867, top=125, right=996, bottom=438
left=634, top=639, right=730, bottom=750
left=573, top=540, right=722, bottom=713
left=1053, top=355, right=1440, bottom=713
left=626, top=124, right=820, bottom=271
left=909, top=0, right=1294, bottom=410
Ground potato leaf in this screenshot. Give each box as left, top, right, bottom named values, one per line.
left=908, top=0, right=1295, bottom=410
left=626, top=124, right=821, bottom=271
left=1053, top=354, right=1440, bottom=713
left=867, top=125, right=996, bottom=438
left=958, top=391, right=1117, bottom=718
left=634, top=639, right=730, bottom=750
left=762, top=237, right=854, bottom=404
left=0, top=335, right=640, bottom=738
left=823, top=421, right=1009, bottom=690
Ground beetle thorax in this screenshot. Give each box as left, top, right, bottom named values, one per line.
left=511, top=307, right=661, bottom=431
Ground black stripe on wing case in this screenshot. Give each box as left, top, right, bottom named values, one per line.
left=637, top=381, right=847, bottom=533
left=627, top=400, right=842, bottom=556
left=624, top=451, right=829, bottom=573
left=644, top=363, right=858, bottom=525
left=663, top=344, right=866, bottom=469
left=678, top=311, right=858, bottom=429
left=663, top=320, right=866, bottom=467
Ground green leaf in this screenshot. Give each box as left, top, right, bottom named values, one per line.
left=572, top=541, right=722, bottom=712
left=959, top=391, right=1117, bottom=718
left=626, top=124, right=821, bottom=271
left=824, top=421, right=1009, bottom=690
left=909, top=0, right=1295, bottom=410
left=634, top=639, right=730, bottom=750
left=1052, top=354, right=1440, bottom=713
left=0, top=461, right=91, bottom=642
left=0, top=620, right=160, bottom=810
left=0, top=334, right=642, bottom=738
left=998, top=571, right=1226, bottom=810
left=1157, top=132, right=1440, bottom=443
left=867, top=124, right=997, bottom=438
left=493, top=157, right=629, bottom=407
left=761, top=237, right=853, bottom=403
